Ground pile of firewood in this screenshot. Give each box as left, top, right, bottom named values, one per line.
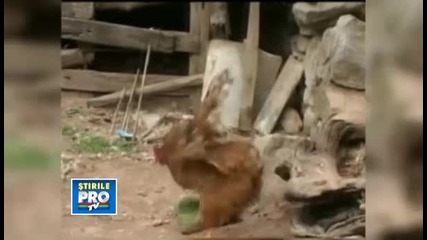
left=268, top=2, right=366, bottom=238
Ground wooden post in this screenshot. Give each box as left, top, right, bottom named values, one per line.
left=61, top=2, right=95, bottom=69
left=189, top=2, right=211, bottom=75
left=189, top=2, right=211, bottom=112
left=240, top=2, right=260, bottom=131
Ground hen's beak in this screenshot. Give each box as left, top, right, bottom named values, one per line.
left=152, top=145, right=166, bottom=165
left=152, top=145, right=161, bottom=163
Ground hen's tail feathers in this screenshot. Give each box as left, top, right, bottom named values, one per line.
left=195, top=70, right=229, bottom=140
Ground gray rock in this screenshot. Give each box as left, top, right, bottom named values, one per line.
left=291, top=35, right=311, bottom=54
left=137, top=112, right=163, bottom=130
left=254, top=134, right=311, bottom=158
left=279, top=108, right=303, bottom=134
left=292, top=2, right=365, bottom=36
left=291, top=35, right=311, bottom=61
left=253, top=134, right=286, bottom=157
left=321, top=15, right=365, bottom=90
left=279, top=153, right=365, bottom=201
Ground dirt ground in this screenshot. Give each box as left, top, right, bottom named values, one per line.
left=60, top=92, right=292, bottom=240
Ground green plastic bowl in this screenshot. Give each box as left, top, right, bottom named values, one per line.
left=176, top=193, right=203, bottom=234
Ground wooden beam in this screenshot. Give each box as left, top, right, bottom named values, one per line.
left=61, top=69, right=183, bottom=93
left=87, top=74, right=204, bottom=107
left=188, top=3, right=211, bottom=74
left=240, top=2, right=260, bottom=131
left=254, top=57, right=304, bottom=134
left=62, top=17, right=199, bottom=53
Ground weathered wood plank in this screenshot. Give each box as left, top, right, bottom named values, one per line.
left=188, top=3, right=211, bottom=113
left=61, top=69, right=182, bottom=93
left=254, top=57, right=304, bottom=134
left=189, top=3, right=211, bottom=74
left=61, top=17, right=199, bottom=53
left=87, top=74, right=204, bottom=107
left=240, top=2, right=260, bottom=130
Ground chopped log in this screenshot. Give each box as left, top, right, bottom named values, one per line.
left=61, top=2, right=94, bottom=19
left=254, top=57, right=304, bottom=135
left=61, top=69, right=183, bottom=93
left=61, top=17, right=199, bottom=53
left=240, top=2, right=260, bottom=131
left=201, top=40, right=281, bottom=132
left=61, top=49, right=94, bottom=69
left=87, top=74, right=204, bottom=107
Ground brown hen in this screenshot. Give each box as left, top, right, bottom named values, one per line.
left=153, top=72, right=263, bottom=230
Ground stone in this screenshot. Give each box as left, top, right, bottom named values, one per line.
left=290, top=34, right=311, bottom=56
left=320, top=15, right=365, bottom=90
left=292, top=2, right=365, bottom=36
left=279, top=153, right=365, bottom=201
left=290, top=35, right=310, bottom=61
left=136, top=112, right=163, bottom=130
left=290, top=34, right=310, bottom=62
left=279, top=108, right=303, bottom=134
left=253, top=134, right=286, bottom=157
left=152, top=218, right=170, bottom=227
left=254, top=134, right=311, bottom=158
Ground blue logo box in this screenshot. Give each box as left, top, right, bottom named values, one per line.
left=71, top=178, right=117, bottom=215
